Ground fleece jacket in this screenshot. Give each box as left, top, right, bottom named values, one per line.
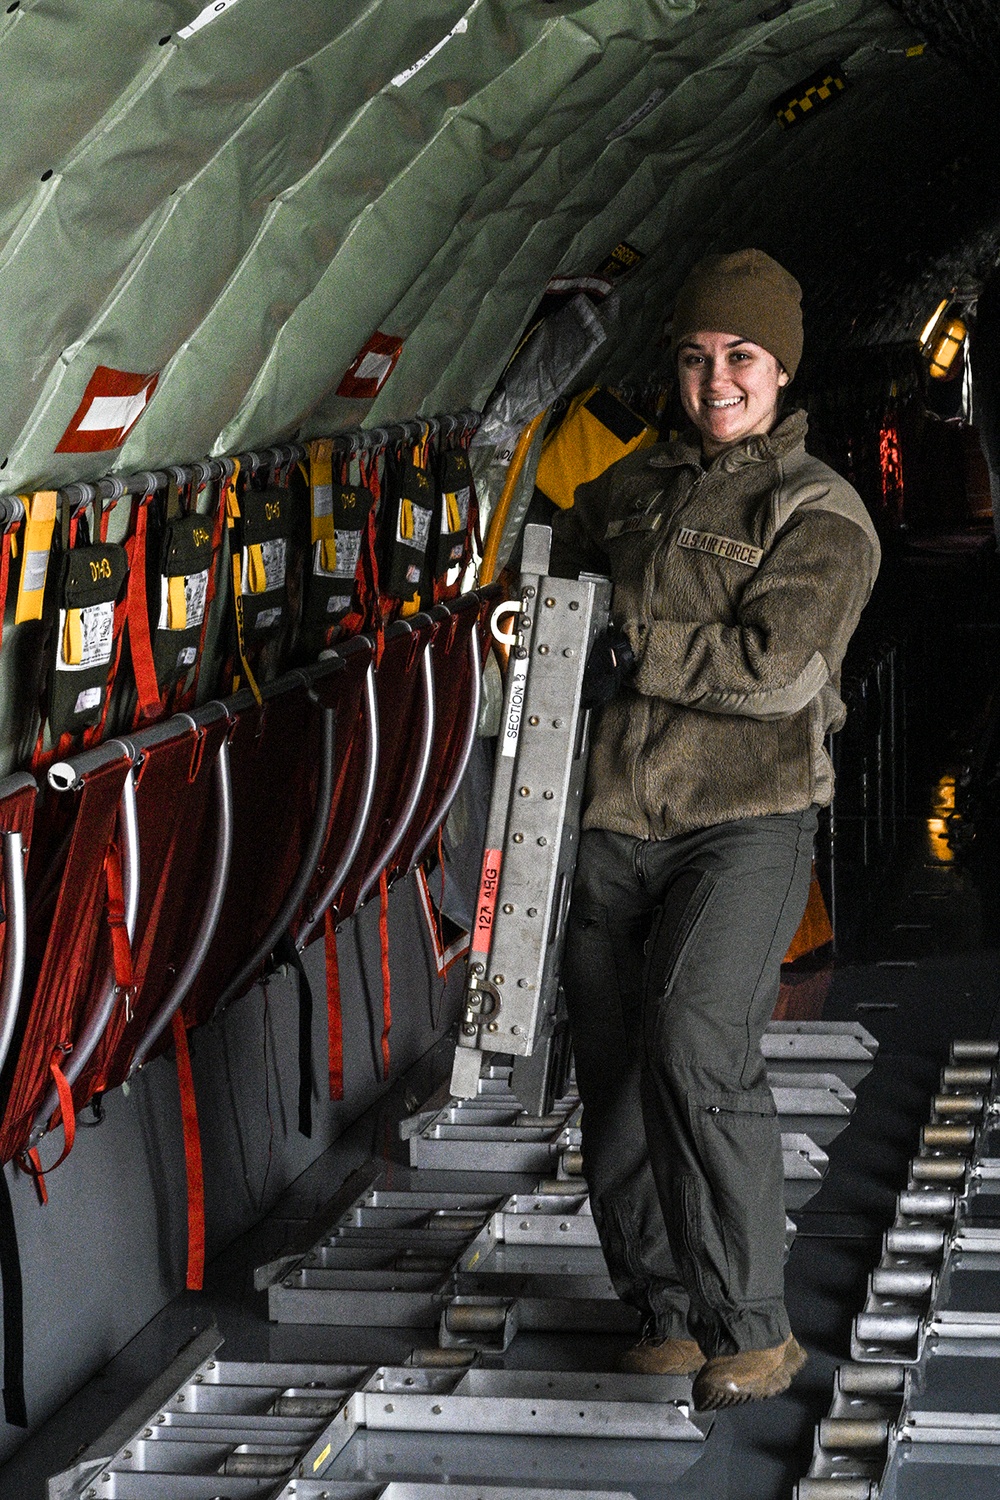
left=550, top=408, right=881, bottom=839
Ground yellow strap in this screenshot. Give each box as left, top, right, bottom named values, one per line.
left=167, top=574, right=188, bottom=630
left=480, top=411, right=548, bottom=585
left=222, top=459, right=260, bottom=703
left=15, top=490, right=56, bottom=624
left=309, top=439, right=335, bottom=543
left=247, top=542, right=268, bottom=593
left=63, top=608, right=83, bottom=666
left=319, top=536, right=338, bottom=572
left=399, top=497, right=414, bottom=541
left=445, top=491, right=462, bottom=532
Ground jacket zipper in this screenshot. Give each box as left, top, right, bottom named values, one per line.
left=632, top=466, right=705, bottom=830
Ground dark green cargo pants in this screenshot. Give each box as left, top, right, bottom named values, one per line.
left=562, top=808, right=817, bottom=1358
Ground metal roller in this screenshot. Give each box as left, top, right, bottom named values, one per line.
left=838, top=1362, right=906, bottom=1395
left=941, top=1064, right=994, bottom=1089
left=444, top=1302, right=509, bottom=1333
left=922, top=1122, right=976, bottom=1149
left=537, top=1178, right=589, bottom=1195
left=910, top=1155, right=966, bottom=1183
left=871, top=1267, right=934, bottom=1297
left=389, top=1254, right=453, bottom=1273
left=854, top=1310, right=921, bottom=1343
left=560, top=1149, right=585, bottom=1177
left=885, top=1226, right=945, bottom=1256
left=221, top=1452, right=293, bottom=1478
left=410, top=1347, right=478, bottom=1367
left=931, top=1091, right=984, bottom=1116
left=897, top=1188, right=956, bottom=1217
left=818, top=1417, right=891, bottom=1449
left=796, top=1482, right=874, bottom=1500
left=425, top=1215, right=488, bottom=1233
left=270, top=1394, right=343, bottom=1419
left=951, top=1039, right=1000, bottom=1063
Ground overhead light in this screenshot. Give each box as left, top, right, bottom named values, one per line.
left=928, top=315, right=967, bottom=379
left=918, top=298, right=948, bottom=350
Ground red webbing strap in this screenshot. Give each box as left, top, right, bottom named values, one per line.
left=22, top=1047, right=76, bottom=1205
left=31, top=507, right=80, bottom=770
left=171, top=1011, right=205, bottom=1290
left=104, top=840, right=135, bottom=1002
left=336, top=450, right=383, bottom=638
left=378, top=870, right=391, bottom=1080
left=83, top=547, right=133, bottom=751
left=0, top=530, right=13, bottom=656
left=324, top=909, right=344, bottom=1101
left=126, top=495, right=163, bottom=724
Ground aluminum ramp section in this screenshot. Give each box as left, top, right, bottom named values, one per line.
left=761, top=1021, right=879, bottom=1090
left=795, top=1039, right=1000, bottom=1500
left=265, top=1184, right=509, bottom=1329
left=49, top=1332, right=712, bottom=1500
left=452, top=524, right=611, bottom=1112
left=47, top=1327, right=374, bottom=1500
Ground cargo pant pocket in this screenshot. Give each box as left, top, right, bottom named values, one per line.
left=685, top=1087, right=785, bottom=1310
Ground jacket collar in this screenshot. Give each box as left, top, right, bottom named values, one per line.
left=647, top=408, right=809, bottom=473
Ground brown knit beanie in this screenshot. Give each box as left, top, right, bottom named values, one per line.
left=671, top=249, right=804, bottom=379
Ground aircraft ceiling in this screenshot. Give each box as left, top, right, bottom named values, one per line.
left=0, top=0, right=994, bottom=491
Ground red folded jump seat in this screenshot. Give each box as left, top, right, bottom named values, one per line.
left=387, top=589, right=494, bottom=884
left=0, top=740, right=136, bottom=1177
left=0, top=773, right=38, bottom=1426
left=180, top=655, right=349, bottom=1033
left=75, top=704, right=234, bottom=1098
left=0, top=776, right=38, bottom=1089
left=333, top=614, right=439, bottom=922
left=293, top=636, right=379, bottom=952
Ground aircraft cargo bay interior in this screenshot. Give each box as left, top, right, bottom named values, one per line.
left=0, top=2, right=1000, bottom=1499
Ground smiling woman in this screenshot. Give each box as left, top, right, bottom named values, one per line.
left=676, top=334, right=789, bottom=456
left=551, top=247, right=882, bottom=1411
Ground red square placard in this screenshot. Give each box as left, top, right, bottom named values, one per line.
left=56, top=365, right=160, bottom=453
left=336, top=332, right=403, bottom=400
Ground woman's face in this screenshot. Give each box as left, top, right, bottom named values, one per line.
left=677, top=331, right=790, bottom=457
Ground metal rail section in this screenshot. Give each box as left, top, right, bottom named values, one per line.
left=795, top=1038, right=1000, bottom=1499
left=451, top=524, right=612, bottom=1111
left=262, top=1019, right=876, bottom=1343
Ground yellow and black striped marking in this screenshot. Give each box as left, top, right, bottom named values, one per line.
left=773, top=67, right=847, bottom=128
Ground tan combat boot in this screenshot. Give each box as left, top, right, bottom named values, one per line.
left=692, top=1334, right=807, bottom=1409
left=619, top=1335, right=706, bottom=1376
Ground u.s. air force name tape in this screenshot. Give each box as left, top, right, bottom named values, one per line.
left=677, top=527, right=763, bottom=568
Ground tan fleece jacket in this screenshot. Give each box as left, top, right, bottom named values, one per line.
left=550, top=409, right=881, bottom=838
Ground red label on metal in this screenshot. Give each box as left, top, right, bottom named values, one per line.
left=336, top=331, right=404, bottom=400
left=470, top=847, right=503, bottom=958
left=55, top=365, right=160, bottom=453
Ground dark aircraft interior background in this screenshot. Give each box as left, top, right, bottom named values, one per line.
left=1, top=2, right=1000, bottom=1497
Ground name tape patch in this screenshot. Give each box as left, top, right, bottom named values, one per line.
left=676, top=527, right=763, bottom=568
left=606, top=512, right=662, bottom=541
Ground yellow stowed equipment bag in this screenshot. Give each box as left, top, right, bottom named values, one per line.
left=535, top=387, right=658, bottom=509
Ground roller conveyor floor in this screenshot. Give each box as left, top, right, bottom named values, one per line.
left=9, top=558, right=1000, bottom=1500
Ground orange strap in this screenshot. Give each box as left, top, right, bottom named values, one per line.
left=171, top=1012, right=205, bottom=1290
left=22, top=1046, right=76, bottom=1204
left=324, top=910, right=344, bottom=1101
left=125, top=496, right=163, bottom=723
left=104, top=840, right=136, bottom=1003
left=378, top=870, right=391, bottom=1080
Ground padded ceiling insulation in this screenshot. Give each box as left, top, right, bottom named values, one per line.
left=0, top=0, right=988, bottom=494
